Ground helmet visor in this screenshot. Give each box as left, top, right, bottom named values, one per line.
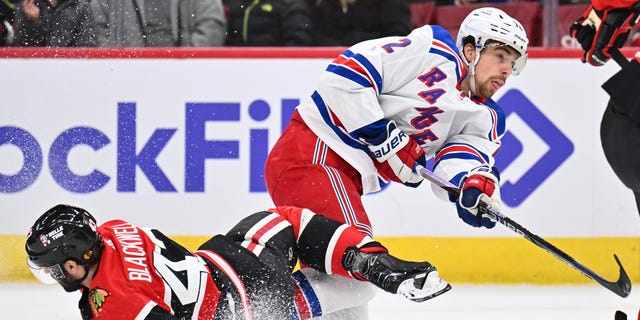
left=512, top=53, right=528, bottom=76
left=27, top=258, right=65, bottom=284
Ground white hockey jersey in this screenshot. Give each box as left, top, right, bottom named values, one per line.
left=296, top=25, right=506, bottom=198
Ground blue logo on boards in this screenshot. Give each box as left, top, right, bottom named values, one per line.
left=418, top=89, right=574, bottom=207
left=0, top=100, right=299, bottom=194
left=495, top=89, right=574, bottom=207
left=0, top=90, right=572, bottom=203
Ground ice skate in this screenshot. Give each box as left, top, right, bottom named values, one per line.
left=342, top=247, right=451, bottom=302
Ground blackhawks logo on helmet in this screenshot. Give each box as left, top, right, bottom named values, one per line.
left=39, top=234, right=50, bottom=246
left=88, top=287, right=110, bottom=317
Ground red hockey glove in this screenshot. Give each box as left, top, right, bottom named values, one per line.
left=362, top=120, right=426, bottom=187
left=456, top=166, right=501, bottom=228
left=569, top=3, right=640, bottom=66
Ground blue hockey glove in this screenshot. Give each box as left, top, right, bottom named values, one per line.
left=361, top=120, right=426, bottom=187
left=456, top=166, right=501, bottom=228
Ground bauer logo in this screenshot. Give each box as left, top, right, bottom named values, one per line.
left=0, top=99, right=298, bottom=194
left=495, top=89, right=574, bottom=207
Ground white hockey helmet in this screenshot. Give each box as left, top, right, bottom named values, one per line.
left=456, top=7, right=529, bottom=75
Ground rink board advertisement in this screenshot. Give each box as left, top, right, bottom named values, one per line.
left=0, top=48, right=638, bottom=284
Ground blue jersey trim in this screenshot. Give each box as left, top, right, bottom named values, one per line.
left=484, top=98, right=506, bottom=139
left=429, top=26, right=463, bottom=80
left=341, top=49, right=383, bottom=94
left=292, top=271, right=323, bottom=317
left=311, top=91, right=370, bottom=152
left=326, top=64, right=374, bottom=89
left=431, top=25, right=458, bottom=52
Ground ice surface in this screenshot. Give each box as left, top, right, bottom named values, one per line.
left=369, top=284, right=639, bottom=320
left=1, top=282, right=638, bottom=319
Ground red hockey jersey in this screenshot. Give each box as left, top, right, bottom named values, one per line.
left=79, top=220, right=220, bottom=319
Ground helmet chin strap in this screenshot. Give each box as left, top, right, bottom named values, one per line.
left=467, top=64, right=477, bottom=97
left=464, top=47, right=483, bottom=97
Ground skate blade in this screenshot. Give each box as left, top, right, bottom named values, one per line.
left=397, top=271, right=452, bottom=302
left=408, top=283, right=452, bottom=302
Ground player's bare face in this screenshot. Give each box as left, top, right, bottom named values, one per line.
left=474, top=46, right=519, bottom=98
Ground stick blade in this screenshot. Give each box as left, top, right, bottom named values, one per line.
left=614, top=310, right=627, bottom=320
left=611, top=254, right=632, bottom=298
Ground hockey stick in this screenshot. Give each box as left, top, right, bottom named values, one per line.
left=609, top=48, right=631, bottom=68
left=615, top=310, right=627, bottom=320
left=417, top=166, right=632, bottom=298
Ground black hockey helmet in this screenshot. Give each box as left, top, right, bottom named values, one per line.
left=25, top=204, right=102, bottom=284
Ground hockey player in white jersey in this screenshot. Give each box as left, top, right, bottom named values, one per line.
left=265, top=7, right=529, bottom=319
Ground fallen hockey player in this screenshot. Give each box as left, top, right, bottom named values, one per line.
left=25, top=204, right=451, bottom=319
